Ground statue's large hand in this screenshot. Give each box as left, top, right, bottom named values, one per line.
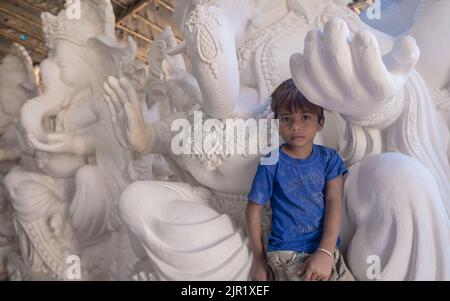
left=103, top=76, right=150, bottom=153
left=290, top=18, right=420, bottom=128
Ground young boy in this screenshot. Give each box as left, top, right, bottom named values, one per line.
left=246, top=79, right=354, bottom=281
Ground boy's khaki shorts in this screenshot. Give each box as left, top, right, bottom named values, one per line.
left=267, top=249, right=355, bottom=281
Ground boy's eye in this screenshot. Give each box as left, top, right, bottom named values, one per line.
left=302, top=115, right=312, bottom=121
left=281, top=116, right=290, bottom=123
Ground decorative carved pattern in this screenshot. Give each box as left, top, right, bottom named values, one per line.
left=342, top=92, right=405, bottom=128
left=186, top=5, right=222, bottom=79
left=433, top=88, right=450, bottom=112
left=237, top=12, right=307, bottom=93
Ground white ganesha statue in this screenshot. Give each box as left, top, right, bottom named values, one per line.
left=4, top=0, right=141, bottom=280
left=104, top=0, right=449, bottom=281
left=2, top=0, right=449, bottom=281
left=0, top=43, right=40, bottom=280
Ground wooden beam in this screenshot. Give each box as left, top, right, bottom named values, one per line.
left=13, top=0, right=44, bottom=14
left=133, top=13, right=182, bottom=43
left=20, top=0, right=62, bottom=15
left=116, top=23, right=153, bottom=44
left=0, top=37, right=12, bottom=50
left=112, top=0, right=128, bottom=10
left=0, top=23, right=46, bottom=51
left=0, top=36, right=45, bottom=64
left=0, top=48, right=8, bottom=57
left=117, top=0, right=149, bottom=25
left=2, top=39, right=46, bottom=56
left=0, top=11, right=45, bottom=43
left=136, top=52, right=148, bottom=63
left=0, top=1, right=42, bottom=28
left=157, top=0, right=175, bottom=12
left=133, top=13, right=164, bottom=33
left=0, top=29, right=47, bottom=56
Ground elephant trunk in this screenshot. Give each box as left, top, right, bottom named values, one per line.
left=20, top=58, right=67, bottom=142
left=184, top=6, right=240, bottom=119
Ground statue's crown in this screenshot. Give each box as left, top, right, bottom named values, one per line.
left=41, top=0, right=116, bottom=49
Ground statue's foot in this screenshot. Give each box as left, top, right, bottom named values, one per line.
left=119, top=181, right=253, bottom=280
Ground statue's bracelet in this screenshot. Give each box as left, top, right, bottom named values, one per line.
left=316, top=248, right=333, bottom=259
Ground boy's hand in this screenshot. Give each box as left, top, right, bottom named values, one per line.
left=300, top=252, right=333, bottom=281
left=251, top=257, right=272, bottom=281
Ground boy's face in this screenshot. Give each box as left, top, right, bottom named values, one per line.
left=278, top=107, right=324, bottom=149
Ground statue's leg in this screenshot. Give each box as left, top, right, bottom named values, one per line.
left=70, top=165, right=113, bottom=247
left=341, top=153, right=450, bottom=280
left=4, top=167, right=77, bottom=280
left=68, top=164, right=124, bottom=281
left=119, top=180, right=252, bottom=280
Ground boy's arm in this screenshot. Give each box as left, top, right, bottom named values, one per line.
left=246, top=201, right=272, bottom=281
left=319, top=174, right=344, bottom=254
left=303, top=174, right=344, bottom=281
left=246, top=202, right=265, bottom=261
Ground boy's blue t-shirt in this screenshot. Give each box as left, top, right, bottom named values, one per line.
left=247, top=144, right=348, bottom=253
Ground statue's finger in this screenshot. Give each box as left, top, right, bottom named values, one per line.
left=383, top=36, right=420, bottom=77
left=290, top=53, right=329, bottom=111
left=104, top=94, right=118, bottom=117
left=302, top=28, right=336, bottom=102
left=323, top=18, right=357, bottom=102
left=351, top=30, right=393, bottom=100
left=108, top=76, right=129, bottom=107
left=104, top=81, right=122, bottom=113
left=119, top=77, right=140, bottom=107
left=303, top=29, right=321, bottom=59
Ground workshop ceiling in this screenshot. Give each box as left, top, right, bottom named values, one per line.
left=0, top=0, right=179, bottom=65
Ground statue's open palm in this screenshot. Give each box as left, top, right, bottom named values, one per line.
left=103, top=76, right=149, bottom=153
left=290, top=18, right=420, bottom=126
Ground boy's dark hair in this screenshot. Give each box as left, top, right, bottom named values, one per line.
left=271, top=79, right=324, bottom=122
